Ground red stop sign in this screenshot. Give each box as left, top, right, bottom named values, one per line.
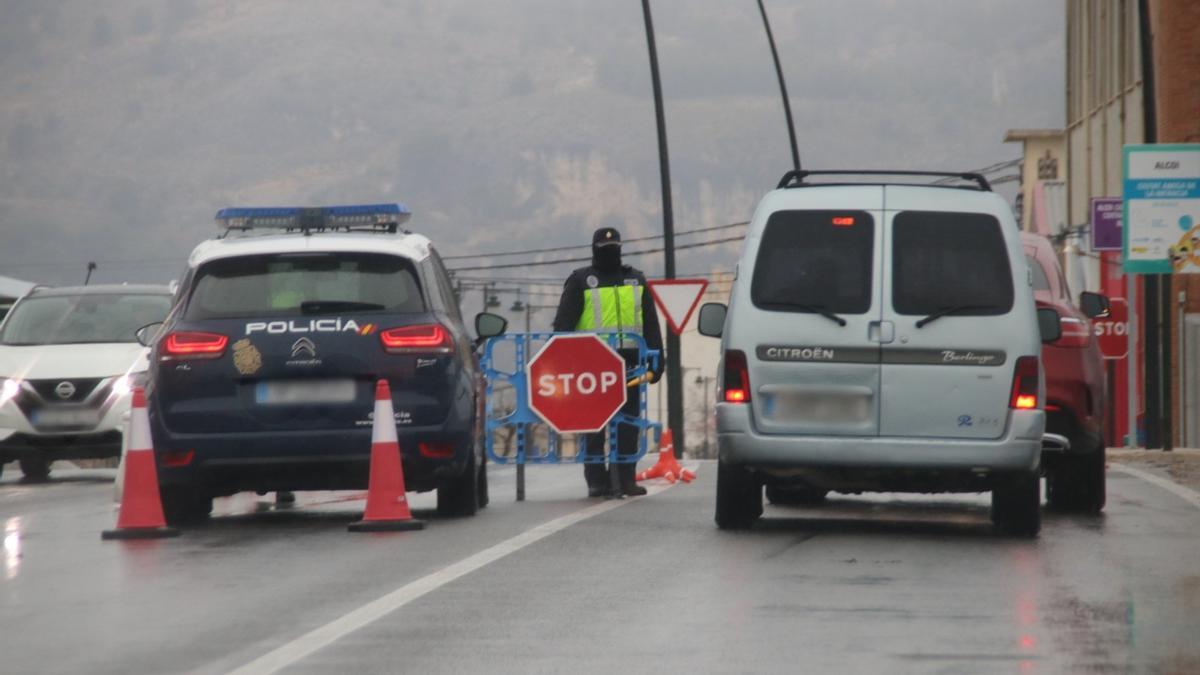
left=527, top=335, right=627, bottom=433
left=1093, top=297, right=1129, bottom=360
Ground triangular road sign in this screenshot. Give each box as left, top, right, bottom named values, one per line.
left=647, top=279, right=709, bottom=335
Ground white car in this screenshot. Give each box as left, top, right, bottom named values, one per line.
left=0, top=284, right=173, bottom=481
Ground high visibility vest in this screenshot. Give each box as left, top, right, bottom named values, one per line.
left=576, top=282, right=644, bottom=337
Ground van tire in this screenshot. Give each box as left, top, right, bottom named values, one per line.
left=991, top=472, right=1041, bottom=537
left=766, top=484, right=828, bottom=506
left=1047, top=445, right=1106, bottom=514
left=437, top=451, right=479, bottom=517
left=160, top=486, right=212, bottom=525
left=19, top=457, right=50, bottom=482
left=715, top=460, right=762, bottom=530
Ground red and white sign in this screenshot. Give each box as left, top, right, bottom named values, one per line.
left=647, top=279, right=709, bottom=335
left=527, top=334, right=627, bottom=433
left=1093, top=297, right=1129, bottom=360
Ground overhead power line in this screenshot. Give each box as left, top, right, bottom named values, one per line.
left=441, top=221, right=748, bottom=260
left=447, top=235, right=746, bottom=273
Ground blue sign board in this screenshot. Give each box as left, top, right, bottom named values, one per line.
left=1122, top=144, right=1200, bottom=274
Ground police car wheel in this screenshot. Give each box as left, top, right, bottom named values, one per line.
left=436, top=451, right=479, bottom=517
left=19, top=457, right=50, bottom=483
left=477, top=459, right=489, bottom=509
left=161, top=486, right=213, bottom=525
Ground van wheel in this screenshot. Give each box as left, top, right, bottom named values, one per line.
left=991, top=472, right=1041, bottom=537
left=19, top=457, right=51, bottom=483
left=766, top=484, right=828, bottom=506
left=1048, top=446, right=1106, bottom=514
left=160, top=486, right=213, bottom=525
left=715, top=460, right=762, bottom=530
left=438, top=451, right=479, bottom=517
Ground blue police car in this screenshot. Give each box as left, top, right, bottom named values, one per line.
left=141, top=204, right=506, bottom=523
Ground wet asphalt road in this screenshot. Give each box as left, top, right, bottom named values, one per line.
left=2, top=461, right=1199, bottom=674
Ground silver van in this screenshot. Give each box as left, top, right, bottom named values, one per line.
left=699, top=170, right=1061, bottom=536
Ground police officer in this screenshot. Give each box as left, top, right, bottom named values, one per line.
left=553, top=227, right=664, bottom=497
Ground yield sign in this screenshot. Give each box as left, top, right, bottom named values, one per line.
left=647, top=278, right=709, bottom=335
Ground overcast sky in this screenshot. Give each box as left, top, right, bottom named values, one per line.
left=0, top=0, right=1063, bottom=308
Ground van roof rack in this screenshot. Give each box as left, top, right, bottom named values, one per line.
left=777, top=170, right=992, bottom=192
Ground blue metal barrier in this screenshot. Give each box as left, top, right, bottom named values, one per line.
left=480, top=332, right=661, bottom=473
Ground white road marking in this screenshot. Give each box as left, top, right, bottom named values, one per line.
left=225, top=483, right=672, bottom=675
left=1111, top=464, right=1200, bottom=510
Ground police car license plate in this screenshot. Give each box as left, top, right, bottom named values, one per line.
left=32, top=408, right=101, bottom=428
left=256, top=379, right=356, bottom=405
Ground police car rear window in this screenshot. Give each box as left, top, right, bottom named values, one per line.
left=751, top=210, right=874, bottom=315
left=892, top=211, right=1013, bottom=316
left=185, top=253, right=425, bottom=320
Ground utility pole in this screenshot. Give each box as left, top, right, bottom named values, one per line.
left=641, top=0, right=684, bottom=458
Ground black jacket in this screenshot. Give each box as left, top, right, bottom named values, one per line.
left=552, top=263, right=665, bottom=379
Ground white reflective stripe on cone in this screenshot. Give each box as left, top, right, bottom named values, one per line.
left=373, top=396, right=398, bottom=444
left=127, top=403, right=152, bottom=453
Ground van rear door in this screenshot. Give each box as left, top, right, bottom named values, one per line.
left=878, top=188, right=1018, bottom=440
left=743, top=187, right=883, bottom=437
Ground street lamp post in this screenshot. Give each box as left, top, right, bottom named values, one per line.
left=756, top=0, right=801, bottom=172
left=640, top=0, right=684, bottom=460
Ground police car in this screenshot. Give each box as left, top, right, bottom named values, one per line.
left=140, top=204, right=505, bottom=523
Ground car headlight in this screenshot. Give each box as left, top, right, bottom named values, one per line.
left=112, top=372, right=148, bottom=398
left=1, top=378, right=19, bottom=405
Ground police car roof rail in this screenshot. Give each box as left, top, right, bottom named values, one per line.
left=215, top=204, right=412, bottom=237
left=777, top=170, right=992, bottom=192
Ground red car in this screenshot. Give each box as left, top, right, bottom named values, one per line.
left=1022, top=232, right=1109, bottom=513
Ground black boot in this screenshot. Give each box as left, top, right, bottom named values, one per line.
left=584, top=465, right=609, bottom=498
left=618, top=464, right=647, bottom=496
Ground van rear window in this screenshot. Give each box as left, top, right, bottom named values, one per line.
left=892, top=211, right=1013, bottom=316
left=185, top=253, right=425, bottom=320
left=751, top=210, right=874, bottom=315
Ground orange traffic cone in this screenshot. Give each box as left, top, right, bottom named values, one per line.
left=349, top=380, right=425, bottom=532
left=635, top=429, right=696, bottom=483
left=102, top=387, right=180, bottom=540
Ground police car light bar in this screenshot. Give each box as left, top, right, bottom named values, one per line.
left=215, top=203, right=412, bottom=232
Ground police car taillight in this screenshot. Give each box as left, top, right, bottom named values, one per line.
left=380, top=324, right=453, bottom=354
left=162, top=331, right=229, bottom=359
left=1009, top=356, right=1040, bottom=410
left=722, top=349, right=751, bottom=403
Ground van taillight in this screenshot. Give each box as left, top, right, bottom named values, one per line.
left=722, top=350, right=751, bottom=403
left=162, top=331, right=228, bottom=359
left=1009, top=356, right=1039, bottom=409
left=1054, top=317, right=1091, bottom=348
left=380, top=323, right=453, bottom=353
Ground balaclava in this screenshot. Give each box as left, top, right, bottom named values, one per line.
left=592, top=227, right=623, bottom=274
